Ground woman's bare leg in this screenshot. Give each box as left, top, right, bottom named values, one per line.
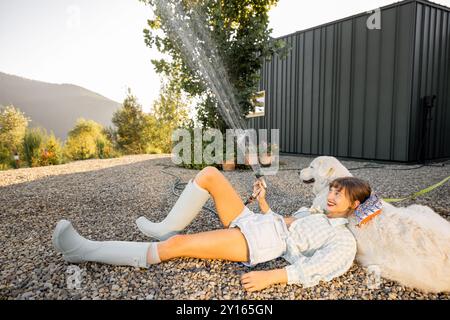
left=194, top=167, right=246, bottom=227
left=147, top=167, right=250, bottom=264
left=153, top=228, right=249, bottom=263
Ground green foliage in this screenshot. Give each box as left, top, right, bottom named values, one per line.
left=64, top=119, right=112, bottom=160
left=23, top=128, right=64, bottom=167
left=112, top=91, right=155, bottom=155
left=103, top=126, right=120, bottom=153
left=65, top=134, right=96, bottom=160
left=0, top=105, right=119, bottom=170
left=96, top=129, right=120, bottom=159
left=0, top=143, right=12, bottom=170
left=40, top=132, right=64, bottom=166
left=0, top=105, right=30, bottom=167
left=111, top=88, right=184, bottom=156
left=151, top=81, right=190, bottom=153
left=23, top=128, right=45, bottom=167
left=176, top=127, right=220, bottom=170
left=141, top=0, right=286, bottom=131
left=173, top=125, right=250, bottom=171
left=145, top=145, right=163, bottom=154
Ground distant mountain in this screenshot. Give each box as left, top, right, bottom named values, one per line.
left=0, top=72, right=121, bottom=140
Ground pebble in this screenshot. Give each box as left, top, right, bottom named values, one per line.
left=111, top=285, right=120, bottom=291
left=21, top=292, right=34, bottom=299
left=0, top=154, right=448, bottom=300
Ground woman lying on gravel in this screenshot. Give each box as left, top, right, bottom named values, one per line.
left=53, top=166, right=381, bottom=292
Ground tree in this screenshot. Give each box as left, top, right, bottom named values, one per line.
left=42, top=132, right=64, bottom=165
left=23, top=128, right=45, bottom=167
left=23, top=128, right=64, bottom=167
left=140, top=0, right=285, bottom=131
left=103, top=125, right=119, bottom=152
left=64, top=119, right=111, bottom=160
left=0, top=105, right=30, bottom=156
left=151, top=80, right=190, bottom=153
left=112, top=91, right=155, bottom=155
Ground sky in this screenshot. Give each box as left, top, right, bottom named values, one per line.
left=1, top=0, right=449, bottom=113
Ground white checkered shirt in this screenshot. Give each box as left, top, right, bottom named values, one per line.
left=273, top=208, right=357, bottom=288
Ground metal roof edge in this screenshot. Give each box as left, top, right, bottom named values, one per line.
left=274, top=0, right=450, bottom=40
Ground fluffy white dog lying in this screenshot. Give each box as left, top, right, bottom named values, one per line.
left=299, top=156, right=450, bottom=293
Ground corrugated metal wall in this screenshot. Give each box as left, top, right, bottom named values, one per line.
left=410, top=1, right=450, bottom=161
left=249, top=0, right=450, bottom=162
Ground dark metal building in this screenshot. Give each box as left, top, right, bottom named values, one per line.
left=248, top=0, right=450, bottom=162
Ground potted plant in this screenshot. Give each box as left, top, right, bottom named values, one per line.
left=244, top=147, right=258, bottom=167
left=222, top=148, right=236, bottom=171
left=259, top=143, right=278, bottom=167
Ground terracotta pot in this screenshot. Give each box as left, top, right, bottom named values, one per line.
left=259, top=154, right=272, bottom=166
left=222, top=159, right=236, bottom=171
left=244, top=154, right=258, bottom=166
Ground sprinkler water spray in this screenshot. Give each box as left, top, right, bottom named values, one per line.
left=152, top=0, right=273, bottom=205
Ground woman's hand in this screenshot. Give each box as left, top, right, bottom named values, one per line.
left=253, top=179, right=266, bottom=201
left=253, top=179, right=270, bottom=213
left=241, top=271, right=273, bottom=292
left=241, top=269, right=288, bottom=292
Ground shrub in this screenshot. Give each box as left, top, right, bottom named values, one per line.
left=96, top=134, right=120, bottom=159
left=64, top=132, right=97, bottom=160
left=0, top=142, right=12, bottom=170
left=23, top=128, right=64, bottom=167
left=39, top=133, right=63, bottom=166
left=23, top=128, right=45, bottom=167
left=173, top=126, right=255, bottom=171
left=0, top=105, right=30, bottom=169
left=174, top=127, right=221, bottom=171
left=64, top=119, right=116, bottom=161
left=145, top=145, right=163, bottom=155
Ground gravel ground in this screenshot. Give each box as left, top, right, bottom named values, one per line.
left=0, top=154, right=449, bottom=300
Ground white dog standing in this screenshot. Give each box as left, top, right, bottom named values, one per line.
left=300, top=156, right=450, bottom=293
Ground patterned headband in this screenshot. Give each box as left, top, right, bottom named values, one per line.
left=354, top=192, right=383, bottom=226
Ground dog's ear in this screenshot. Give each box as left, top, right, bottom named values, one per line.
left=326, top=167, right=335, bottom=177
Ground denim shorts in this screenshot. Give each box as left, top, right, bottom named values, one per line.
left=229, top=207, right=289, bottom=267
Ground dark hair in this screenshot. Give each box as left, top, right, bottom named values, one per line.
left=329, top=177, right=371, bottom=209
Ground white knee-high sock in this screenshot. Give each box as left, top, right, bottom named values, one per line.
left=136, top=179, right=210, bottom=240
left=52, top=220, right=160, bottom=268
